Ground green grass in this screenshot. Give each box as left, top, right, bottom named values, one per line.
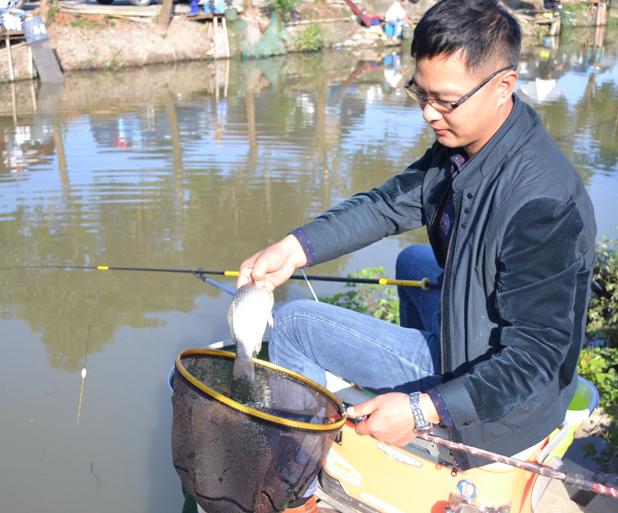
left=294, top=23, right=326, bottom=53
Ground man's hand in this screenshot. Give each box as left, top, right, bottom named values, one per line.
left=346, top=393, right=415, bottom=446
left=237, top=234, right=308, bottom=290
left=346, top=392, right=439, bottom=446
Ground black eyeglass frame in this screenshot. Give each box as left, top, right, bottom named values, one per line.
left=404, top=65, right=515, bottom=112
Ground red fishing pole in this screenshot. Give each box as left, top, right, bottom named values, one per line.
left=417, top=432, right=618, bottom=500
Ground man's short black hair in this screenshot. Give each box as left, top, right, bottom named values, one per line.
left=411, top=0, right=521, bottom=72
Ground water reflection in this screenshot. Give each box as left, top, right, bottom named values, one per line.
left=0, top=27, right=617, bottom=513
left=516, top=25, right=618, bottom=183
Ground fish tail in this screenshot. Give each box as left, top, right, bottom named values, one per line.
left=233, top=358, right=255, bottom=381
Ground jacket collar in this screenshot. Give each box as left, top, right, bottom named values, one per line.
left=450, top=94, right=539, bottom=191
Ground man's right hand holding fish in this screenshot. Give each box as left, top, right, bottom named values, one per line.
left=229, top=235, right=306, bottom=382
left=237, top=234, right=307, bottom=290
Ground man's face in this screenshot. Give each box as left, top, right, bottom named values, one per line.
left=412, top=52, right=516, bottom=155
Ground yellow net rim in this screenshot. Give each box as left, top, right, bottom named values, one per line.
left=175, top=348, right=347, bottom=432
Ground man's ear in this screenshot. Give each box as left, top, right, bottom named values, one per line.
left=497, top=69, right=518, bottom=107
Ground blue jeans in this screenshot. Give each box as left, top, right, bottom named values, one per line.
left=396, top=244, right=443, bottom=339
left=268, top=245, right=443, bottom=498
left=270, top=245, right=443, bottom=390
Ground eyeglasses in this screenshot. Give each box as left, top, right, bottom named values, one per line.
left=403, top=65, right=514, bottom=114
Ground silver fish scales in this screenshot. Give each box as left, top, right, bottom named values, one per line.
left=227, top=283, right=274, bottom=381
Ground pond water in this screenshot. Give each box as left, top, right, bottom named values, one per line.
left=0, top=25, right=617, bottom=513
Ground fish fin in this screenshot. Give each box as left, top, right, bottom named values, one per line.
left=233, top=358, right=255, bottom=381
left=267, top=313, right=274, bottom=328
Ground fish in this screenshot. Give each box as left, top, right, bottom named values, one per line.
left=227, top=283, right=274, bottom=381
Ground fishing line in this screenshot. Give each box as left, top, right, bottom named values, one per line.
left=300, top=269, right=320, bottom=302
left=554, top=116, right=618, bottom=142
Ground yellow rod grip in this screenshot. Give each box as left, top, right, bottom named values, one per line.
left=96, top=266, right=109, bottom=270
left=224, top=271, right=239, bottom=277
left=381, top=278, right=429, bottom=289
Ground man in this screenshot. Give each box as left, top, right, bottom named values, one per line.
left=237, top=0, right=596, bottom=510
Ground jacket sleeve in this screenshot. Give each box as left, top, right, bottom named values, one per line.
left=293, top=147, right=434, bottom=266
left=434, top=197, right=586, bottom=427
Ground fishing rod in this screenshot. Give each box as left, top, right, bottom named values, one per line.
left=7, top=265, right=439, bottom=290
left=417, top=432, right=618, bottom=500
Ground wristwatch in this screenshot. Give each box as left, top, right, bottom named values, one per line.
left=409, top=392, right=433, bottom=433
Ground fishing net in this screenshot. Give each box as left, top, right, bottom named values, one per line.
left=172, top=349, right=346, bottom=513
left=235, top=13, right=287, bottom=60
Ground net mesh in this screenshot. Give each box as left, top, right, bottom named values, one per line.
left=236, top=13, right=287, bottom=60
left=172, top=351, right=343, bottom=513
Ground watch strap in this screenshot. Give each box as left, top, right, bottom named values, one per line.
left=409, top=391, right=433, bottom=432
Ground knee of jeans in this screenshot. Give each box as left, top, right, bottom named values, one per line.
left=269, top=299, right=315, bottom=357
left=396, top=244, right=430, bottom=278
left=272, top=299, right=315, bottom=326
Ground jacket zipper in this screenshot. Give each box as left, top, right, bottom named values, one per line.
left=439, top=207, right=457, bottom=376
left=437, top=170, right=459, bottom=374
left=441, top=188, right=465, bottom=466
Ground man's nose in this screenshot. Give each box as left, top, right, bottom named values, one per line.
left=422, top=102, right=443, bottom=123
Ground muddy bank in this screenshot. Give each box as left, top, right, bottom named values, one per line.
left=48, top=15, right=213, bottom=71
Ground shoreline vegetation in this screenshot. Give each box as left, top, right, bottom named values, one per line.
left=3, top=0, right=613, bottom=76
left=321, top=237, right=618, bottom=475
